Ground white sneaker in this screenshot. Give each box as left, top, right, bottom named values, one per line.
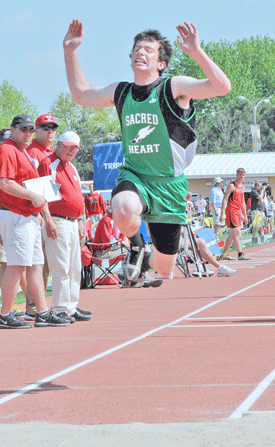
left=192, top=264, right=214, bottom=277
left=217, top=265, right=236, bottom=277
left=238, top=254, right=251, bottom=260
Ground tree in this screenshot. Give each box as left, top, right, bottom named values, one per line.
left=50, top=93, right=121, bottom=179
left=167, top=35, right=275, bottom=153
left=0, top=80, right=38, bottom=128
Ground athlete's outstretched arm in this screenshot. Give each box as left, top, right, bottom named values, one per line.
left=63, top=20, right=118, bottom=108
left=171, top=22, right=231, bottom=102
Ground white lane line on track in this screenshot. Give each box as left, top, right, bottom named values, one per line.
left=1, top=274, right=275, bottom=407
left=172, top=323, right=275, bottom=328
left=230, top=368, right=275, bottom=418
left=187, top=316, right=275, bottom=320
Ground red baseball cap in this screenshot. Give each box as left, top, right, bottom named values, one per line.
left=35, top=114, right=58, bottom=128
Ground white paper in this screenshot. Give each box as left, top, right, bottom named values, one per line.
left=23, top=175, right=61, bottom=203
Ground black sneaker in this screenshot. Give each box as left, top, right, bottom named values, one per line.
left=24, top=312, right=36, bottom=321
left=56, top=312, right=76, bottom=323
left=34, top=310, right=71, bottom=327
left=123, top=246, right=145, bottom=282
left=0, top=312, right=32, bottom=329
left=12, top=305, right=26, bottom=318
left=76, top=308, right=92, bottom=316
left=71, top=309, right=92, bottom=321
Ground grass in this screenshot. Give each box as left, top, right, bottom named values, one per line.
left=0, top=286, right=53, bottom=306
left=1, top=232, right=275, bottom=306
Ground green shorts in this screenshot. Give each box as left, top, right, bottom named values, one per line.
left=116, top=167, right=188, bottom=225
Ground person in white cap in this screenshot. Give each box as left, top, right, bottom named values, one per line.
left=38, top=131, right=92, bottom=323
left=210, top=177, right=225, bottom=234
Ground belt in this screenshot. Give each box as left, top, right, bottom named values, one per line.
left=51, top=214, right=77, bottom=222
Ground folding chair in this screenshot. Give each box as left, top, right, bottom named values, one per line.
left=176, top=223, right=208, bottom=279
left=81, top=240, right=128, bottom=288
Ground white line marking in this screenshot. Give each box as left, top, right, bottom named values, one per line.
left=187, top=316, right=275, bottom=320
left=172, top=323, right=275, bottom=328
left=1, top=274, right=275, bottom=407
left=230, top=368, right=275, bottom=418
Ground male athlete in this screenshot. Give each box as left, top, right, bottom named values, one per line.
left=63, top=20, right=231, bottom=284
left=219, top=168, right=250, bottom=260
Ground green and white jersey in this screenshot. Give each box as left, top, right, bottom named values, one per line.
left=114, top=77, right=197, bottom=178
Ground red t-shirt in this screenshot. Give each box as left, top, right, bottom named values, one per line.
left=0, top=138, right=43, bottom=216
left=27, top=139, right=54, bottom=168
left=93, top=214, right=124, bottom=250
left=84, top=192, right=107, bottom=217
left=38, top=153, right=84, bottom=218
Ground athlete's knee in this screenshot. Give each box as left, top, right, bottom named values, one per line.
left=112, top=191, right=142, bottom=220
left=196, top=238, right=207, bottom=250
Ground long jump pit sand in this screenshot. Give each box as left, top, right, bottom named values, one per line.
left=2, top=413, right=275, bottom=447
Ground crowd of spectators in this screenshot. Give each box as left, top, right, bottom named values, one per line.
left=186, top=178, right=274, bottom=237
left=0, top=114, right=92, bottom=329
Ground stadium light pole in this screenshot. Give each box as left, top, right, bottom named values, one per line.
left=239, top=96, right=270, bottom=152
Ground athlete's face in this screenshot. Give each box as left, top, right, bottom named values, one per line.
left=131, top=40, right=166, bottom=76
left=236, top=171, right=246, bottom=183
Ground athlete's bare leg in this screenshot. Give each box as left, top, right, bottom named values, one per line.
left=223, top=226, right=241, bottom=255
left=150, top=246, right=177, bottom=278
left=112, top=191, right=142, bottom=238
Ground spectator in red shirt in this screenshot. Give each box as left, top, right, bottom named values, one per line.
left=39, top=131, right=92, bottom=323
left=27, top=114, right=58, bottom=168
left=84, top=183, right=107, bottom=235
left=0, top=114, right=69, bottom=329
left=26, top=114, right=59, bottom=316
left=93, top=209, right=129, bottom=258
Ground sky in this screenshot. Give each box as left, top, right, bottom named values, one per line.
left=1, top=0, right=275, bottom=116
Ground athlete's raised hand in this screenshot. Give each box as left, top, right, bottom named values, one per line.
left=176, top=22, right=201, bottom=55
left=63, top=19, right=84, bottom=50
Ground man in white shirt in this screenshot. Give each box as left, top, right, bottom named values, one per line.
left=211, top=177, right=224, bottom=234
left=195, top=194, right=206, bottom=224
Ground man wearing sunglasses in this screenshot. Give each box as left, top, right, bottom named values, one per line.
left=26, top=114, right=59, bottom=318
left=0, top=114, right=70, bottom=328
left=28, top=114, right=58, bottom=168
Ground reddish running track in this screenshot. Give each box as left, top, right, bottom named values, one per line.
left=1, top=242, right=275, bottom=425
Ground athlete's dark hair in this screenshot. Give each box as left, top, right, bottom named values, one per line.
left=130, top=29, right=173, bottom=75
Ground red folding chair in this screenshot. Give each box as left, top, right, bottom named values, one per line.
left=81, top=240, right=127, bottom=288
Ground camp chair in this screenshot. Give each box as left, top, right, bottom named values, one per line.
left=176, top=223, right=208, bottom=279
left=81, top=240, right=127, bottom=288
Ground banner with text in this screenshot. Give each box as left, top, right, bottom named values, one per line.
left=93, top=142, right=123, bottom=190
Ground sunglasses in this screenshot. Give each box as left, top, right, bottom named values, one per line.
left=38, top=125, right=57, bottom=131
left=17, top=127, right=35, bottom=134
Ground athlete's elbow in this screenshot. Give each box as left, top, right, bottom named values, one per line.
left=219, top=79, right=231, bottom=96
left=71, top=91, right=87, bottom=106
